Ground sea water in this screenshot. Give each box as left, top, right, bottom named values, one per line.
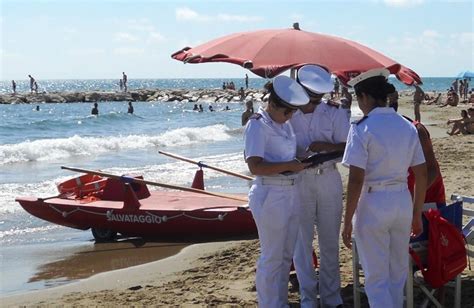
left=0, top=96, right=262, bottom=294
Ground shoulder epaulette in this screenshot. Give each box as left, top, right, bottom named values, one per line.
left=352, top=116, right=368, bottom=125
left=249, top=113, right=262, bottom=120
left=326, top=100, right=340, bottom=108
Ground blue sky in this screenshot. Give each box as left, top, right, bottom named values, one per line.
left=1, top=0, right=473, bottom=80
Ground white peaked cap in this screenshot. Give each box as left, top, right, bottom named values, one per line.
left=273, top=75, right=309, bottom=108
left=347, top=68, right=390, bottom=87
left=297, top=64, right=334, bottom=94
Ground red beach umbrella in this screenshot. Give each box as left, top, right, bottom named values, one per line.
left=172, top=24, right=422, bottom=85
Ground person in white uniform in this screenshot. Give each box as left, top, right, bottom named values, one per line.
left=290, top=65, right=350, bottom=308
left=245, top=75, right=312, bottom=308
left=341, top=68, right=427, bottom=308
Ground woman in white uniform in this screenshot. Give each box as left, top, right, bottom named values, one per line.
left=245, top=75, right=311, bottom=308
left=291, top=64, right=350, bottom=308
left=341, top=68, right=427, bottom=308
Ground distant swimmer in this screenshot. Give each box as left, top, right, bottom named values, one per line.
left=193, top=104, right=199, bottom=111
left=199, top=104, right=204, bottom=112
left=35, top=105, right=40, bottom=111
left=209, top=105, right=215, bottom=112
left=224, top=105, right=230, bottom=111
left=127, top=101, right=134, bottom=114
left=91, top=102, right=99, bottom=115
left=28, top=75, right=35, bottom=93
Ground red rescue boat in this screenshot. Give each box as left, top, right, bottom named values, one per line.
left=16, top=167, right=256, bottom=242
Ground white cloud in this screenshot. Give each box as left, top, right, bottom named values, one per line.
left=147, top=32, right=165, bottom=44
left=175, top=7, right=263, bottom=23
left=176, top=7, right=208, bottom=22
left=127, top=18, right=155, bottom=32
left=113, top=47, right=145, bottom=56
left=68, top=48, right=106, bottom=56
left=422, top=30, right=441, bottom=39
left=114, top=32, right=139, bottom=43
left=457, top=32, right=474, bottom=44
left=62, top=27, right=77, bottom=35
left=216, top=13, right=263, bottom=23
left=383, top=0, right=424, bottom=8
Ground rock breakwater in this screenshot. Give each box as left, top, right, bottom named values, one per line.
left=0, top=89, right=266, bottom=104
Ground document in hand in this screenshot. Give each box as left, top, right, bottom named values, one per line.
left=301, top=151, right=344, bottom=168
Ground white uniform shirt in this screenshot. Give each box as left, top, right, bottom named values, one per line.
left=342, top=107, right=425, bottom=186
left=290, top=100, right=350, bottom=166
left=245, top=107, right=297, bottom=163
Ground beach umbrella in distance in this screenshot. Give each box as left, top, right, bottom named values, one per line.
left=457, top=71, right=474, bottom=79
left=172, top=23, right=422, bottom=85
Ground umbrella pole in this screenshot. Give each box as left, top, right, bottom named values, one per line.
left=60, top=166, right=248, bottom=202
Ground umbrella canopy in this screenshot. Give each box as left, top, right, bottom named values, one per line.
left=457, top=71, right=474, bottom=79
left=172, top=26, right=422, bottom=85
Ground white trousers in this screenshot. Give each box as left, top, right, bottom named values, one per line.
left=249, top=181, right=301, bottom=308
left=293, top=168, right=343, bottom=308
left=354, top=189, right=412, bottom=308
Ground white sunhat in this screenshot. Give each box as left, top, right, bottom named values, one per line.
left=297, top=64, right=334, bottom=94
left=272, top=75, right=309, bottom=108
left=347, top=68, right=390, bottom=87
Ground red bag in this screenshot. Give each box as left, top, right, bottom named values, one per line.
left=409, top=209, right=467, bottom=289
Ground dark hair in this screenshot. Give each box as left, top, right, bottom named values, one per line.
left=354, top=76, right=396, bottom=107
left=461, top=110, right=468, bottom=117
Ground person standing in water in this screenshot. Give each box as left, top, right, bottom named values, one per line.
left=241, top=100, right=254, bottom=126
left=127, top=101, right=134, bottom=114
left=91, top=103, right=99, bottom=115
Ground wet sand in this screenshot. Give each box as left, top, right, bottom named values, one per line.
left=3, top=97, right=473, bottom=307
left=1, top=236, right=189, bottom=295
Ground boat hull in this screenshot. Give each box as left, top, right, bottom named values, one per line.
left=16, top=192, right=256, bottom=237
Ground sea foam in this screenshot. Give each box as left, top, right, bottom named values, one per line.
left=0, top=124, right=232, bottom=165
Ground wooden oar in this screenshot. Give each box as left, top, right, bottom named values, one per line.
left=158, top=150, right=254, bottom=181
left=61, top=166, right=248, bottom=202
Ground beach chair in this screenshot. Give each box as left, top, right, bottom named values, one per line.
left=351, top=198, right=470, bottom=308
left=453, top=195, right=474, bottom=259
left=405, top=199, right=463, bottom=308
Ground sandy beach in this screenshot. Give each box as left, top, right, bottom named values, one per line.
left=3, top=97, right=473, bottom=307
